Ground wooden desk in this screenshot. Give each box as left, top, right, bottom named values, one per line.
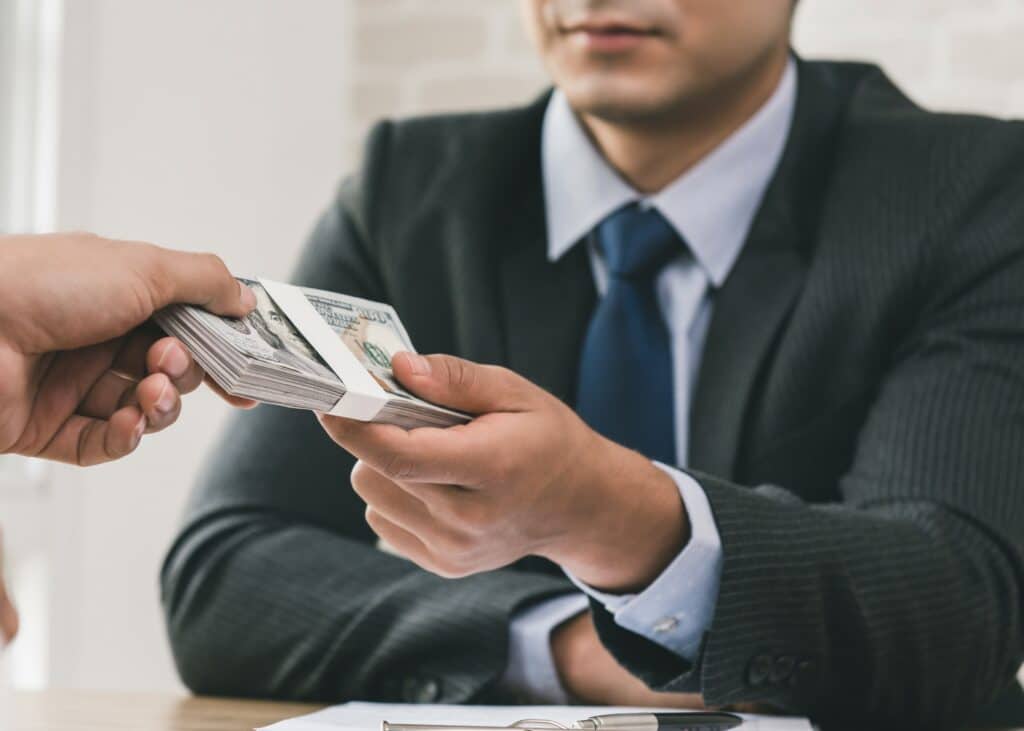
left=10, top=689, right=1024, bottom=731
left=10, top=689, right=323, bottom=731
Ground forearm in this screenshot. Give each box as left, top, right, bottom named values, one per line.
left=161, top=511, right=573, bottom=703
left=594, top=476, right=1024, bottom=728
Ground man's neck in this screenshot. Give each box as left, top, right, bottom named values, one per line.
left=578, top=50, right=791, bottom=194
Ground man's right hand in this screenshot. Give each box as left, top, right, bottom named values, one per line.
left=552, top=611, right=703, bottom=707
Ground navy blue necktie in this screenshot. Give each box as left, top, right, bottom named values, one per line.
left=576, top=204, right=682, bottom=465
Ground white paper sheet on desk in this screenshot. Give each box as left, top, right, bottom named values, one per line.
left=259, top=701, right=813, bottom=731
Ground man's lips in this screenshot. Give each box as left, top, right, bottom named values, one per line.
left=560, top=17, right=660, bottom=53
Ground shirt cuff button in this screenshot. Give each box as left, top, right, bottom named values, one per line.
left=653, top=616, right=679, bottom=633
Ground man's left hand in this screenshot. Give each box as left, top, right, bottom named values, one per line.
left=318, top=352, right=689, bottom=592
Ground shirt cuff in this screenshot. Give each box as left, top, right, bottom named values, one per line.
left=496, top=592, right=590, bottom=703
left=566, top=462, right=723, bottom=661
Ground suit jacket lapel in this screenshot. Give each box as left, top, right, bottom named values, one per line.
left=689, top=58, right=849, bottom=479
left=495, top=97, right=597, bottom=403
left=688, top=237, right=805, bottom=478
left=501, top=233, right=595, bottom=404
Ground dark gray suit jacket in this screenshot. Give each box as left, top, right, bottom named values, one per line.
left=160, top=59, right=1024, bottom=730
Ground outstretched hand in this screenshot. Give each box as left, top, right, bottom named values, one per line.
left=0, top=233, right=257, bottom=466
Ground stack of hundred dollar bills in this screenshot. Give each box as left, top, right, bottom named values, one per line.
left=154, top=278, right=469, bottom=429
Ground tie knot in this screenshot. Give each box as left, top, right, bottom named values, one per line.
left=597, top=204, right=683, bottom=278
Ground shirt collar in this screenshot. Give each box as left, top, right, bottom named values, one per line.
left=542, top=58, right=797, bottom=288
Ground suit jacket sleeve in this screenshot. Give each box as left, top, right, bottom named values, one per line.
left=590, top=163, right=1024, bottom=728
left=160, top=122, right=574, bottom=704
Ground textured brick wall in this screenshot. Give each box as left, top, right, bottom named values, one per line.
left=347, top=0, right=544, bottom=154
left=346, top=0, right=1024, bottom=688
left=347, top=0, right=1024, bottom=155
left=795, top=0, right=1024, bottom=116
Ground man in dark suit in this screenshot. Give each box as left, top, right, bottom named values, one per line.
left=160, top=1, right=1024, bottom=728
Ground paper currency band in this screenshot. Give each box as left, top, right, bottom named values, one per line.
left=259, top=278, right=388, bottom=421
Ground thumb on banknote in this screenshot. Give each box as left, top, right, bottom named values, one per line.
left=391, top=352, right=542, bottom=416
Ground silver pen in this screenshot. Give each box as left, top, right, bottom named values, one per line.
left=383, top=711, right=743, bottom=731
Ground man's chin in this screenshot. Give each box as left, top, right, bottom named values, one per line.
left=561, top=82, right=688, bottom=126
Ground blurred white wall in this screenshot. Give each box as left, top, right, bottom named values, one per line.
left=794, top=0, right=1024, bottom=117
left=43, top=0, right=352, bottom=691
left=12, top=0, right=1024, bottom=694
left=344, top=0, right=1024, bottom=145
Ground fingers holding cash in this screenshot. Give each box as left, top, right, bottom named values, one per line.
left=144, top=246, right=257, bottom=318
left=1, top=251, right=469, bottom=465
left=313, top=337, right=686, bottom=589
left=389, top=352, right=544, bottom=414
left=147, top=337, right=206, bottom=396
left=0, top=233, right=265, bottom=467
left=74, top=332, right=188, bottom=422
left=317, top=416, right=487, bottom=486
left=7, top=335, right=228, bottom=466
left=156, top=279, right=470, bottom=428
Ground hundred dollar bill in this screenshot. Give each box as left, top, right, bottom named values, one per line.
left=302, top=288, right=422, bottom=402
left=154, top=278, right=469, bottom=429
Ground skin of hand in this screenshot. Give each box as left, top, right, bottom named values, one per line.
left=551, top=612, right=770, bottom=712
left=0, top=232, right=257, bottom=467
left=552, top=611, right=703, bottom=707
left=318, top=351, right=690, bottom=594
left=0, top=527, right=16, bottom=647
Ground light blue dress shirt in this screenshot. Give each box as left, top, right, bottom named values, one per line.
left=497, top=59, right=798, bottom=703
